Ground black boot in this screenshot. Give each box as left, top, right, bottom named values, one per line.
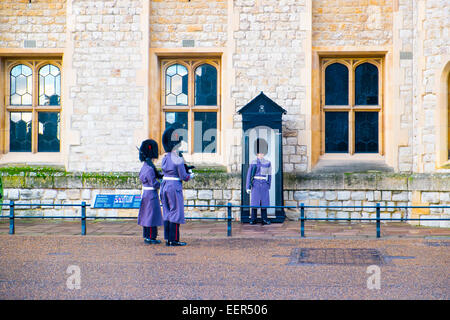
left=261, top=209, right=270, bottom=225
left=170, top=241, right=187, bottom=246
left=166, top=241, right=187, bottom=246
left=250, top=209, right=257, bottom=225
left=145, top=238, right=161, bottom=244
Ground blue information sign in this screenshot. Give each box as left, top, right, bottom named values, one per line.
left=93, top=194, right=141, bottom=209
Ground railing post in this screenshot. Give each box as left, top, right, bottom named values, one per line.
left=300, top=203, right=305, bottom=238
left=227, top=202, right=232, bottom=237
left=81, top=201, right=86, bottom=236
left=376, top=203, right=381, bottom=238
left=9, top=200, right=15, bottom=235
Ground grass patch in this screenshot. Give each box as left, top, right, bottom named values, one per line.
left=0, top=165, right=66, bottom=177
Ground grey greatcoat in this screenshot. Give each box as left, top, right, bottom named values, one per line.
left=160, top=152, right=192, bottom=224
left=246, top=158, right=272, bottom=207
left=137, top=162, right=163, bottom=227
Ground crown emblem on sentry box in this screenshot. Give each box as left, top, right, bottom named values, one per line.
left=258, top=105, right=265, bottom=113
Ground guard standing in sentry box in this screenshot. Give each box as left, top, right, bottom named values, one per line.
left=160, top=123, right=195, bottom=246
left=246, top=138, right=272, bottom=225
left=137, top=139, right=164, bottom=244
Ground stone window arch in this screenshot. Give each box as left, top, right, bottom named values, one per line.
left=321, top=58, right=383, bottom=155
left=436, top=61, right=450, bottom=167
left=161, top=58, right=220, bottom=154
left=3, top=59, right=62, bottom=153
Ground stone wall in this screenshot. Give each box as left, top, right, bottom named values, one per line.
left=312, top=0, right=393, bottom=47
left=150, top=0, right=228, bottom=48
left=0, top=0, right=67, bottom=48
left=412, top=0, right=450, bottom=172
left=0, top=0, right=448, bottom=176
left=396, top=0, right=414, bottom=172
left=230, top=0, right=309, bottom=173
left=68, top=0, right=147, bottom=172
left=2, top=172, right=449, bottom=227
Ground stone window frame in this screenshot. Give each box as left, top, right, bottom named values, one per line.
left=160, top=57, right=221, bottom=155
left=2, top=58, right=62, bottom=154
left=320, top=57, right=384, bottom=155
left=436, top=60, right=450, bottom=168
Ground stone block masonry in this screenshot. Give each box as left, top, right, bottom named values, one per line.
left=413, top=0, right=450, bottom=172
left=68, top=0, right=146, bottom=172
left=230, top=0, right=309, bottom=173
left=0, top=0, right=448, bottom=187
left=0, top=0, right=67, bottom=48
left=2, top=172, right=449, bottom=228
left=312, top=0, right=393, bottom=47
left=150, top=0, right=228, bottom=48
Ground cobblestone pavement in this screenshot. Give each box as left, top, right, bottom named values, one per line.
left=0, top=220, right=449, bottom=300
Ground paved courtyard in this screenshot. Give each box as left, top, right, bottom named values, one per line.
left=0, top=219, right=449, bottom=300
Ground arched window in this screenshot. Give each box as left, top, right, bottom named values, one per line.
left=322, top=58, right=382, bottom=154
left=162, top=59, right=220, bottom=154
left=10, top=64, right=33, bottom=106
left=165, top=64, right=188, bottom=106
left=325, top=63, right=348, bottom=106
left=39, top=64, right=61, bottom=106
left=355, top=62, right=379, bottom=105
left=5, top=59, right=62, bottom=153
left=195, top=63, right=217, bottom=106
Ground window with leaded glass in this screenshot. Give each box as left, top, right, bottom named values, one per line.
left=161, top=59, right=220, bottom=154
left=4, top=59, right=62, bottom=153
left=355, top=63, right=378, bottom=106
left=325, top=112, right=349, bottom=153
left=321, top=58, right=382, bottom=155
left=165, top=64, right=188, bottom=106
left=10, top=112, right=32, bottom=152
left=194, top=112, right=217, bottom=153
left=325, top=63, right=348, bottom=106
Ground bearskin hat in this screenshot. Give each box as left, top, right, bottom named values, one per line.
left=162, top=122, right=184, bottom=153
left=139, top=139, right=159, bottom=161
left=255, top=138, right=268, bottom=155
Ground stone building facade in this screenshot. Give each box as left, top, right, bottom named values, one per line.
left=0, top=0, right=449, bottom=225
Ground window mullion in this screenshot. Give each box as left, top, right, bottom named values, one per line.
left=189, top=62, right=194, bottom=154
left=32, top=109, right=38, bottom=153
left=349, top=110, right=355, bottom=155
left=349, top=59, right=355, bottom=155
left=32, top=65, right=38, bottom=153
left=379, top=61, right=384, bottom=156
left=189, top=109, right=194, bottom=154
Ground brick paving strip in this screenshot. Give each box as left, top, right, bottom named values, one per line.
left=1, top=219, right=449, bottom=239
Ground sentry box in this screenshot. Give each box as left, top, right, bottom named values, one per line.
left=237, top=92, right=287, bottom=223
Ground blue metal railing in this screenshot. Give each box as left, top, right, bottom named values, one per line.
left=0, top=201, right=234, bottom=237
left=1, top=201, right=449, bottom=238
left=297, top=202, right=450, bottom=238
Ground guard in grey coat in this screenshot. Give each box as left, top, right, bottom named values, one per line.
left=246, top=138, right=271, bottom=225
left=138, top=139, right=164, bottom=244
left=160, top=124, right=195, bottom=246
